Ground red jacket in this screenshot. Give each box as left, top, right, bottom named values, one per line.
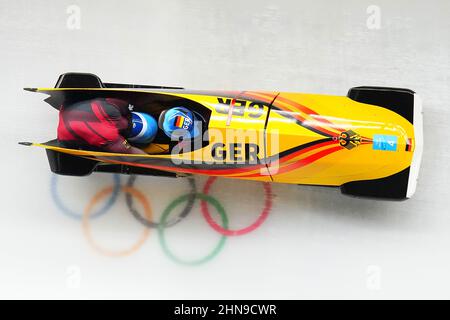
left=58, top=98, right=130, bottom=148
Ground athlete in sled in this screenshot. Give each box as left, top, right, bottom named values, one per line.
left=22, top=73, right=423, bottom=200
left=58, top=97, right=200, bottom=155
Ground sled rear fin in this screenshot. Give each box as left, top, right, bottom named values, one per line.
left=45, top=147, right=175, bottom=177
left=53, top=72, right=184, bottom=90
left=25, top=139, right=168, bottom=158
left=24, top=72, right=185, bottom=109
left=55, top=72, right=104, bottom=89
left=46, top=148, right=99, bottom=176
left=21, top=140, right=176, bottom=177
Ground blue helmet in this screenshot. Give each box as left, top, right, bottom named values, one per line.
left=128, top=112, right=158, bottom=144
left=159, top=107, right=199, bottom=139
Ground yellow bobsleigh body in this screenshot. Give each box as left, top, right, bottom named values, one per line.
left=24, top=73, right=423, bottom=200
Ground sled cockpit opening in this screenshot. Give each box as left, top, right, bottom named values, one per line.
left=130, top=92, right=211, bottom=153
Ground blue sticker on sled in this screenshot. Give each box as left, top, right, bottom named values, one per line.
left=373, top=134, right=398, bottom=151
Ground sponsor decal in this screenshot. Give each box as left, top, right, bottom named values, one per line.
left=215, top=97, right=266, bottom=119
left=373, top=134, right=398, bottom=151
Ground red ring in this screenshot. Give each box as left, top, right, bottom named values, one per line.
left=201, top=177, right=273, bottom=236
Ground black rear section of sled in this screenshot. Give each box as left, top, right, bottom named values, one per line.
left=46, top=148, right=98, bottom=176
left=45, top=140, right=176, bottom=178
left=341, top=86, right=415, bottom=200
left=55, top=72, right=183, bottom=90
left=55, top=73, right=104, bottom=89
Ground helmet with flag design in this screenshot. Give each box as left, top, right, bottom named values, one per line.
left=159, top=107, right=199, bottom=139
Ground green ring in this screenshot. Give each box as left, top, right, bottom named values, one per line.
left=158, top=193, right=228, bottom=266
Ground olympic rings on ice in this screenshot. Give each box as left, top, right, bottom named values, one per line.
left=51, top=173, right=121, bottom=220
left=125, top=175, right=197, bottom=228
left=82, top=185, right=152, bottom=257
left=201, top=177, right=273, bottom=236
left=158, top=193, right=228, bottom=266
left=50, top=173, right=274, bottom=265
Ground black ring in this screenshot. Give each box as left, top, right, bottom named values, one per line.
left=125, top=175, right=196, bottom=228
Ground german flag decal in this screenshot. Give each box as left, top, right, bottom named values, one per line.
left=405, top=138, right=412, bottom=151
left=174, top=115, right=186, bottom=128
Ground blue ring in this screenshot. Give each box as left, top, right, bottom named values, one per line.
left=51, top=174, right=121, bottom=220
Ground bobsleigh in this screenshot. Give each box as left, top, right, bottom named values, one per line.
left=22, top=73, right=423, bottom=200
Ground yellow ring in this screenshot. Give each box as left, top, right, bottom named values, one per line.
left=82, top=186, right=152, bottom=257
